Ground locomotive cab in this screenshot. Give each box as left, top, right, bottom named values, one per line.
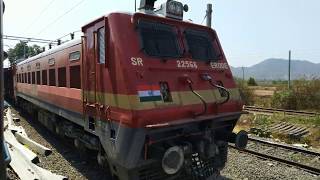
left=11, top=1, right=246, bottom=179
left=79, top=0, right=247, bottom=179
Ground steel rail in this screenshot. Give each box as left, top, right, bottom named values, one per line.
left=243, top=106, right=319, bottom=116
left=229, top=144, right=320, bottom=176
left=248, top=136, right=320, bottom=156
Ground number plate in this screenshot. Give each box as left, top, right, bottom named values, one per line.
left=177, top=60, right=198, bottom=69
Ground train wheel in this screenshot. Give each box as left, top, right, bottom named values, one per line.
left=213, top=141, right=228, bottom=171
left=54, top=124, right=64, bottom=138
left=97, top=150, right=109, bottom=168
left=74, top=138, right=88, bottom=160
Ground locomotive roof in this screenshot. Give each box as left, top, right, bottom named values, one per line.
left=82, top=11, right=133, bottom=30
left=17, top=39, right=81, bottom=66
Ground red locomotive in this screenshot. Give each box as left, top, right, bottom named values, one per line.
left=8, top=0, right=248, bottom=179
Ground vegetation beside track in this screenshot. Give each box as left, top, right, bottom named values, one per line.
left=271, top=79, right=320, bottom=111
left=237, top=78, right=320, bottom=111
left=235, top=113, right=320, bottom=149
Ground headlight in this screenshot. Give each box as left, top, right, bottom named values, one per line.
left=162, top=146, right=184, bottom=175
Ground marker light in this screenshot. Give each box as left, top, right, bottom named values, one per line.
left=154, top=0, right=188, bottom=20
left=166, top=1, right=183, bottom=16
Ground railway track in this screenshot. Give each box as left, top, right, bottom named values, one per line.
left=230, top=136, right=320, bottom=176
left=6, top=105, right=111, bottom=180
left=243, top=106, right=319, bottom=117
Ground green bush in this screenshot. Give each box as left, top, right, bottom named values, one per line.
left=293, top=79, right=320, bottom=110
left=271, top=79, right=320, bottom=110
left=235, top=78, right=255, bottom=105
left=247, top=77, right=258, bottom=86
left=271, top=90, right=297, bottom=109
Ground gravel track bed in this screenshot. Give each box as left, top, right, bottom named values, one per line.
left=7, top=107, right=320, bottom=180
left=7, top=167, right=20, bottom=180
left=246, top=140, right=320, bottom=169
left=222, top=148, right=320, bottom=180
left=11, top=109, right=111, bottom=180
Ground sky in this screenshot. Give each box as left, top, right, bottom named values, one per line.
left=3, top=0, right=320, bottom=67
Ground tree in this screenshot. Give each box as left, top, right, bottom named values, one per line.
left=7, top=41, right=44, bottom=65
left=247, top=77, right=257, bottom=86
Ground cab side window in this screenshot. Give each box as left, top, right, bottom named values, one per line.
left=97, top=27, right=106, bottom=64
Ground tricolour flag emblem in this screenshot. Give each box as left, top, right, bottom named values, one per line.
left=137, top=85, right=162, bottom=102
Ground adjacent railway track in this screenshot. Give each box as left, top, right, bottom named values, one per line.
left=230, top=136, right=320, bottom=176
left=243, top=106, right=319, bottom=117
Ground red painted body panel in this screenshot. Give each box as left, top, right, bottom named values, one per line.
left=81, top=13, right=242, bottom=128
left=14, top=12, right=242, bottom=129
left=17, top=83, right=82, bottom=114
left=15, top=41, right=83, bottom=116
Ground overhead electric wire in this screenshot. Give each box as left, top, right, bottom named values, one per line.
left=36, top=0, right=85, bottom=36
left=201, top=14, right=207, bottom=25
left=24, top=0, right=56, bottom=33
left=56, top=30, right=81, bottom=40
left=3, top=35, right=57, bottom=44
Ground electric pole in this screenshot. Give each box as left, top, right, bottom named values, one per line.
left=135, top=0, right=137, bottom=12
left=288, top=50, right=291, bottom=90
left=206, top=4, right=212, bottom=28
left=0, top=0, right=7, bottom=179
left=24, top=41, right=27, bottom=59
left=242, top=67, right=245, bottom=81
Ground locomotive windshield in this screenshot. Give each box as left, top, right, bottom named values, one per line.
left=185, top=29, right=222, bottom=61
left=137, top=20, right=181, bottom=58
left=137, top=20, right=222, bottom=61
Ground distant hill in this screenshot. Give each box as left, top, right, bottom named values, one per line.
left=231, top=58, right=320, bottom=80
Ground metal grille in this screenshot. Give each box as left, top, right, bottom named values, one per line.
left=188, top=153, right=216, bottom=180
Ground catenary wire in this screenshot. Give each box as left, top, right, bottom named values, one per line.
left=24, top=0, right=56, bottom=33
left=36, top=0, right=85, bottom=36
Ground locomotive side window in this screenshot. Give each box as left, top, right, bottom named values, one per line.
left=49, top=69, right=56, bottom=86
left=69, top=51, right=80, bottom=61
left=97, top=27, right=106, bottom=64
left=32, top=72, right=36, bottom=84
left=24, top=73, right=27, bottom=83
left=70, top=65, right=81, bottom=89
left=42, top=70, right=47, bottom=85
left=36, top=71, right=41, bottom=85
left=184, top=29, right=222, bottom=61
left=58, top=67, right=67, bottom=87
left=28, top=72, right=31, bottom=84
left=137, top=20, right=181, bottom=58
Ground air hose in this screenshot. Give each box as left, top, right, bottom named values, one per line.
left=201, top=74, right=230, bottom=105
left=186, top=79, right=207, bottom=117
